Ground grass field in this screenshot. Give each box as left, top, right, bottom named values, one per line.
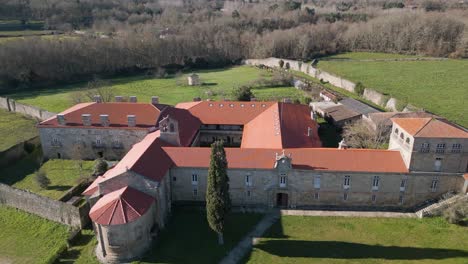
left=137, top=207, right=263, bottom=264
left=57, top=229, right=99, bottom=264
left=0, top=109, right=38, bottom=152
left=0, top=205, right=69, bottom=263
left=0, top=155, right=94, bottom=200
left=4, top=66, right=306, bottom=112
left=317, top=52, right=468, bottom=127
left=245, top=216, right=468, bottom=264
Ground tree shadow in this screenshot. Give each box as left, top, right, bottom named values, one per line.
left=254, top=240, right=468, bottom=260
left=201, top=82, right=218, bottom=86
left=47, top=185, right=72, bottom=191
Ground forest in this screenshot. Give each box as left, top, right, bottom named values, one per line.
left=0, top=0, right=467, bottom=89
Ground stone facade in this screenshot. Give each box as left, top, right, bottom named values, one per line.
left=39, top=127, right=148, bottom=160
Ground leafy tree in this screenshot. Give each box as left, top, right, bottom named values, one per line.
left=94, top=158, right=108, bottom=175
left=232, top=86, right=253, bottom=101
left=278, top=59, right=284, bottom=68
left=206, top=140, right=231, bottom=245
left=35, top=170, right=50, bottom=189
left=354, top=82, right=365, bottom=96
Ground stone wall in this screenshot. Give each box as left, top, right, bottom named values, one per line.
left=244, top=58, right=411, bottom=112
left=0, top=136, right=39, bottom=167
left=0, top=96, right=56, bottom=121
left=0, top=183, right=87, bottom=228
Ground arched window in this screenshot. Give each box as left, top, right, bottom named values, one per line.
left=405, top=138, right=410, bottom=144
left=169, top=123, right=175, bottom=132
left=400, top=132, right=404, bottom=139
left=394, top=128, right=399, bottom=134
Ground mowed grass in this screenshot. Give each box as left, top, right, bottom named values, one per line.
left=0, top=109, right=38, bottom=151
left=317, top=52, right=468, bottom=127
left=6, top=66, right=305, bottom=112
left=0, top=205, right=69, bottom=264
left=245, top=216, right=468, bottom=264
left=137, top=207, right=263, bottom=264
left=57, top=229, right=99, bottom=264
left=0, top=156, right=94, bottom=200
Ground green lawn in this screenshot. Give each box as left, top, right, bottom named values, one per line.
left=137, top=207, right=263, bottom=264
left=245, top=216, right=468, bottom=264
left=0, top=205, right=69, bottom=264
left=0, top=109, right=38, bottom=151
left=0, top=156, right=94, bottom=200
left=5, top=66, right=306, bottom=112
left=317, top=52, right=468, bottom=127
left=57, top=229, right=99, bottom=264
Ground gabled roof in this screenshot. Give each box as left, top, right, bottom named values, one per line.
left=156, top=107, right=201, bottom=147
left=392, top=118, right=468, bottom=138
left=38, top=102, right=162, bottom=129
left=339, top=98, right=380, bottom=116
left=89, top=186, right=154, bottom=225
left=324, top=105, right=361, bottom=123
left=179, top=101, right=276, bottom=125
left=163, top=147, right=408, bottom=173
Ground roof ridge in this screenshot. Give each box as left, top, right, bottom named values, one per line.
left=414, top=118, right=433, bottom=136
left=107, top=199, right=120, bottom=225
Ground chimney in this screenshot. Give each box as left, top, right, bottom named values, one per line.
left=57, top=114, right=66, bottom=125
left=115, top=96, right=123, bottom=102
left=193, top=97, right=201, bottom=102
left=100, top=114, right=109, bottom=127
left=129, top=96, right=137, bottom=103
left=127, top=115, right=136, bottom=127
left=250, top=97, right=257, bottom=101
left=338, top=139, right=348, bottom=150
left=82, top=114, right=92, bottom=126
left=151, top=96, right=159, bottom=105
left=307, top=127, right=313, bottom=137
left=93, top=95, right=102, bottom=103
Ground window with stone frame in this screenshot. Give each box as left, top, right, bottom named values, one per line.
left=314, top=192, right=319, bottom=200
left=372, top=176, right=380, bottom=190
left=191, top=173, right=198, bottom=185
left=420, top=142, right=430, bottom=153
left=245, top=174, right=252, bottom=186
left=430, top=177, right=439, bottom=192
left=279, top=176, right=287, bottom=187
left=451, top=143, right=462, bottom=153
left=343, top=175, right=351, bottom=189
left=343, top=192, right=348, bottom=201
left=371, top=194, right=377, bottom=203
left=400, top=132, right=404, bottom=140
left=314, top=175, right=321, bottom=189
left=435, top=143, right=446, bottom=153
left=399, top=195, right=404, bottom=205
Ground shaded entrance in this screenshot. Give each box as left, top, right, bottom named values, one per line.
left=276, top=193, right=288, bottom=208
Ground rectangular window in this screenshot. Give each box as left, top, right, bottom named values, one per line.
left=192, top=173, right=198, bottom=185
left=371, top=194, right=377, bottom=203
left=435, top=143, right=446, bottom=154
left=430, top=178, right=438, bottom=192
left=343, top=175, right=351, bottom=189
left=399, top=195, right=404, bottom=205
left=400, top=179, right=407, bottom=192
left=193, top=188, right=198, bottom=197
left=245, top=175, right=252, bottom=186
left=279, top=176, right=287, bottom=188
left=451, top=144, right=462, bottom=153
left=173, top=177, right=177, bottom=182
left=314, top=175, right=321, bottom=189
left=343, top=192, right=348, bottom=201
left=372, top=176, right=380, bottom=190
left=420, top=143, right=430, bottom=153
left=314, top=192, right=319, bottom=200
left=246, top=190, right=251, bottom=197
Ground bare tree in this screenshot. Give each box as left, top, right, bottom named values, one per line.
left=84, top=79, right=114, bottom=102
left=342, top=120, right=388, bottom=149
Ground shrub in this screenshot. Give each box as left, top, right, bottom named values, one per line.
left=278, top=60, right=284, bottom=68
left=232, top=86, right=254, bottom=101
left=422, top=0, right=446, bottom=12
left=443, top=199, right=467, bottom=225
left=304, top=97, right=313, bottom=105
left=285, top=62, right=290, bottom=70
left=354, top=82, right=365, bottom=96
left=94, top=158, right=108, bottom=175
left=383, top=2, right=404, bottom=9
left=35, top=170, right=50, bottom=189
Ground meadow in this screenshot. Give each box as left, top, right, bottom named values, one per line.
left=0, top=155, right=94, bottom=200
left=0, top=205, right=69, bottom=263
left=4, top=66, right=306, bottom=113
left=0, top=109, right=38, bottom=152
left=245, top=216, right=468, bottom=264
left=317, top=52, right=468, bottom=127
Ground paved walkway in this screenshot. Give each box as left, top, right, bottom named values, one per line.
left=219, top=211, right=280, bottom=264
left=280, top=209, right=417, bottom=218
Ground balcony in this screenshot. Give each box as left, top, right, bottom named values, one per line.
left=92, top=142, right=106, bottom=149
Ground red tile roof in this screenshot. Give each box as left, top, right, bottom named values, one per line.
left=162, top=147, right=408, bottom=173
left=392, top=118, right=468, bottom=138
left=157, top=107, right=201, bottom=146
left=38, top=102, right=162, bottom=129
left=178, top=101, right=276, bottom=125
left=89, top=186, right=154, bottom=225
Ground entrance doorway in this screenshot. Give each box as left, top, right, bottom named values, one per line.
left=276, top=193, right=288, bottom=208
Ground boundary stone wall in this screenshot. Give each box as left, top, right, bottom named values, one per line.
left=0, top=136, right=40, bottom=167
left=244, top=58, right=410, bottom=111
left=0, top=183, right=88, bottom=228
left=0, top=96, right=56, bottom=121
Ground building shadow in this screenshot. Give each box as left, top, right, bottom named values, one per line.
left=254, top=240, right=468, bottom=260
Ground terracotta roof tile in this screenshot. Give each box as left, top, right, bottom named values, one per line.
left=89, top=186, right=154, bottom=225
left=391, top=118, right=431, bottom=135
left=38, top=102, right=161, bottom=129
left=162, top=147, right=408, bottom=173
left=156, top=107, right=201, bottom=146
left=392, top=118, right=467, bottom=138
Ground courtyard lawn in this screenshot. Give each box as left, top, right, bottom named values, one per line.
left=317, top=52, right=468, bottom=127
left=4, top=66, right=305, bottom=112
left=0, top=109, right=38, bottom=152
left=0, top=156, right=94, bottom=200
left=57, top=229, right=100, bottom=264
left=137, top=207, right=263, bottom=264
left=245, top=216, right=468, bottom=264
left=0, top=205, right=69, bottom=263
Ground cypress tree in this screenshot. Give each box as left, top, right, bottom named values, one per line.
left=206, top=140, right=231, bottom=245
